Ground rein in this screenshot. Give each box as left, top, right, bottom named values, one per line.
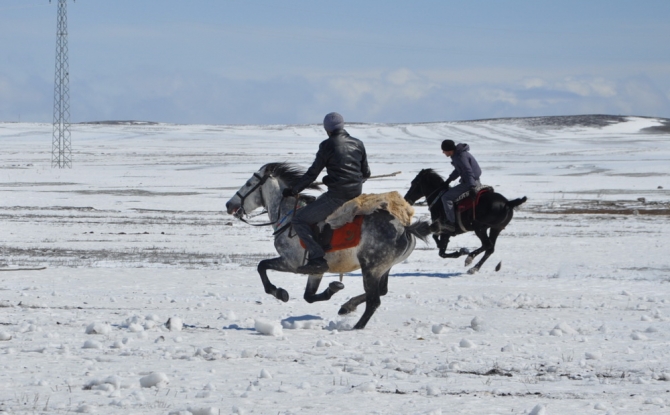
left=234, top=172, right=277, bottom=227
left=233, top=172, right=302, bottom=235
left=426, top=186, right=445, bottom=209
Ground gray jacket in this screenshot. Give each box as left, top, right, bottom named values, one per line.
left=293, top=129, right=371, bottom=200
left=447, top=143, right=481, bottom=188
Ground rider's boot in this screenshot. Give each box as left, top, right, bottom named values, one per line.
left=297, top=256, right=329, bottom=274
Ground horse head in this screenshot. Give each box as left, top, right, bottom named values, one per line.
left=225, top=165, right=274, bottom=219
left=404, top=169, right=445, bottom=205
left=226, top=162, right=322, bottom=219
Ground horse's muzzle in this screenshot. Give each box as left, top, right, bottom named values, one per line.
left=225, top=201, right=242, bottom=216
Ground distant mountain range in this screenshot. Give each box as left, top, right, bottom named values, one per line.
left=74, top=114, right=670, bottom=133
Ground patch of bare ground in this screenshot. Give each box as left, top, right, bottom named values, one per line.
left=0, top=245, right=274, bottom=268
left=529, top=199, right=670, bottom=216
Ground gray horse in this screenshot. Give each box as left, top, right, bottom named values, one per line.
left=225, top=162, right=430, bottom=329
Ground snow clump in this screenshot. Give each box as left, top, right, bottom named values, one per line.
left=188, top=407, right=220, bottom=415
left=139, top=372, right=169, bottom=388
left=82, top=339, right=102, bottom=349
left=432, top=324, right=449, bottom=334
left=470, top=316, right=486, bottom=331
left=84, top=375, right=123, bottom=392
left=254, top=319, right=283, bottom=336
left=85, top=322, right=111, bottom=335
left=459, top=338, right=476, bottom=348
left=553, top=322, right=577, bottom=335
left=631, top=332, right=648, bottom=340
left=166, top=317, right=183, bottom=331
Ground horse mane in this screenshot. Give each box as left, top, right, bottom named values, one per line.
left=420, top=168, right=445, bottom=189
left=262, top=162, right=321, bottom=191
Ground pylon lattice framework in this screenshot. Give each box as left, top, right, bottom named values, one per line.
left=52, top=0, right=72, bottom=168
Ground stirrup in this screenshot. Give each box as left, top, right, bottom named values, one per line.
left=296, top=257, right=328, bottom=274
left=441, top=222, right=456, bottom=234
left=430, top=219, right=455, bottom=235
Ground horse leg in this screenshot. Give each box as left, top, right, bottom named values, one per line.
left=338, top=293, right=366, bottom=316
left=379, top=269, right=390, bottom=296
left=353, top=264, right=385, bottom=330
left=438, top=234, right=469, bottom=258
left=432, top=234, right=441, bottom=252
left=435, top=233, right=448, bottom=257
left=467, top=228, right=501, bottom=274
left=303, top=274, right=345, bottom=303
left=338, top=269, right=390, bottom=315
left=257, top=257, right=292, bottom=302
left=464, top=229, right=489, bottom=266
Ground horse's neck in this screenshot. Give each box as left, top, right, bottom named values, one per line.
left=423, top=180, right=443, bottom=204
left=265, top=189, right=299, bottom=228
left=263, top=185, right=284, bottom=223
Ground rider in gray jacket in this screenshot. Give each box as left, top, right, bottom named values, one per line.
left=439, top=140, right=481, bottom=233
left=284, top=112, right=371, bottom=274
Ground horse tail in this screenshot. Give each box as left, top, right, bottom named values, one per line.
left=507, top=196, right=527, bottom=209
left=405, top=220, right=431, bottom=242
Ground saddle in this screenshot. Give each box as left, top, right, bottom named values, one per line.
left=299, top=216, right=364, bottom=253
left=298, top=191, right=413, bottom=253
left=454, top=185, right=493, bottom=232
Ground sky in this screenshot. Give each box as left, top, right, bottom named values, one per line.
left=1, top=0, right=670, bottom=125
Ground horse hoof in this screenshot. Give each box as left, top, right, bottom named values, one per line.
left=467, top=267, right=478, bottom=275
left=276, top=288, right=289, bottom=302
left=464, top=256, right=473, bottom=266
left=459, top=247, right=470, bottom=255
left=328, top=281, right=345, bottom=293
left=338, top=306, right=351, bottom=316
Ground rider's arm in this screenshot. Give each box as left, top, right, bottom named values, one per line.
left=293, top=142, right=327, bottom=193
left=460, top=153, right=477, bottom=188
left=360, top=145, right=371, bottom=181
left=446, top=169, right=459, bottom=183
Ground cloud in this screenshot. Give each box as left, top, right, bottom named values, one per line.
left=3, top=67, right=669, bottom=124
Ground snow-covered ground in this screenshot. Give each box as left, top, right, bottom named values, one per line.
left=1, top=115, right=669, bottom=414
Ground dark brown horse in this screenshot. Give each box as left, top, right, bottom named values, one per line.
left=404, top=169, right=526, bottom=274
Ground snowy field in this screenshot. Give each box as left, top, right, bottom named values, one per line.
left=1, top=115, right=670, bottom=414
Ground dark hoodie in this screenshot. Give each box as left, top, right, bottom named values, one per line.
left=446, top=143, right=481, bottom=187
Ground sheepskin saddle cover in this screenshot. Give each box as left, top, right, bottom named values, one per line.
left=325, top=191, right=415, bottom=229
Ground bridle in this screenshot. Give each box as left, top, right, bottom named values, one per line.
left=233, top=172, right=301, bottom=232
left=233, top=172, right=276, bottom=226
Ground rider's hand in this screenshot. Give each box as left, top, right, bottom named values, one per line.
left=441, top=180, right=452, bottom=190
left=282, top=188, right=297, bottom=198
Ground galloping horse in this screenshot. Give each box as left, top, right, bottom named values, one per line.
left=226, top=162, right=430, bottom=329
left=404, top=169, right=526, bottom=274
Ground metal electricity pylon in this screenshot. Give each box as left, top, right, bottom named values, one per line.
left=52, top=0, right=72, bottom=168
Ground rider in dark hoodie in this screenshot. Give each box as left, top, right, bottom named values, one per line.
left=439, top=140, right=481, bottom=233
left=283, top=112, right=371, bottom=274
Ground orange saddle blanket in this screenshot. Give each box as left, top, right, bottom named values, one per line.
left=299, top=215, right=364, bottom=253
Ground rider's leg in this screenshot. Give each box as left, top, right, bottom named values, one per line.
left=440, top=183, right=469, bottom=231
left=292, top=193, right=346, bottom=274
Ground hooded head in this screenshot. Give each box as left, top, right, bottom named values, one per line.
left=441, top=139, right=456, bottom=152
left=323, top=112, right=345, bottom=133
